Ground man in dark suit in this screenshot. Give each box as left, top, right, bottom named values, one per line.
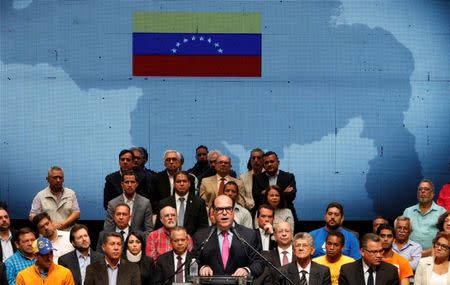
left=254, top=222, right=294, bottom=285
left=155, top=226, right=194, bottom=284
left=276, top=232, right=331, bottom=285
left=85, top=232, right=141, bottom=285
left=104, top=170, right=153, bottom=234
left=252, top=151, right=297, bottom=222
left=156, top=171, right=208, bottom=236
left=338, top=233, right=399, bottom=285
left=0, top=205, right=16, bottom=262
left=58, top=224, right=103, bottom=285
left=194, top=195, right=264, bottom=278
left=256, top=204, right=277, bottom=251
left=151, top=150, right=195, bottom=210
left=97, top=204, right=144, bottom=253
left=103, top=149, right=152, bottom=209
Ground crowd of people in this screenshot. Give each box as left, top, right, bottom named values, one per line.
left=0, top=145, right=450, bottom=285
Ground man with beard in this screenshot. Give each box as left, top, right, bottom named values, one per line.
left=313, top=231, right=354, bottom=285
left=58, top=224, right=103, bottom=285
left=146, top=206, right=194, bottom=262
left=4, top=228, right=36, bottom=285
left=309, top=202, right=360, bottom=259
left=377, top=224, right=413, bottom=285
left=392, top=216, right=422, bottom=271
left=16, top=236, right=74, bottom=285
left=339, top=233, right=399, bottom=285
left=0, top=205, right=16, bottom=262
left=403, top=179, right=445, bottom=250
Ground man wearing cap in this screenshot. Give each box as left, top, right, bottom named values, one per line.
left=16, top=236, right=75, bottom=284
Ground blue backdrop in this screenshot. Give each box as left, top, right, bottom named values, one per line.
left=1, top=0, right=449, bottom=220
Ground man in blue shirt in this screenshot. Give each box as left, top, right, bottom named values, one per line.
left=310, top=202, right=361, bottom=259
left=4, top=228, right=36, bottom=285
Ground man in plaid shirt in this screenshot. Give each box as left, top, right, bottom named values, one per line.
left=4, top=228, right=36, bottom=285
left=146, top=206, right=193, bottom=262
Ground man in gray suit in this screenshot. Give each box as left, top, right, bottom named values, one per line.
left=58, top=224, right=102, bottom=285
left=277, top=232, right=331, bottom=285
left=85, top=232, right=141, bottom=285
left=104, top=170, right=153, bottom=234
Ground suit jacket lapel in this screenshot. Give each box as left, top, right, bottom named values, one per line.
left=71, top=251, right=82, bottom=284
left=287, top=263, right=301, bottom=284
left=184, top=194, right=194, bottom=225
left=272, top=249, right=281, bottom=267
left=97, top=260, right=108, bottom=284
left=354, top=260, right=366, bottom=284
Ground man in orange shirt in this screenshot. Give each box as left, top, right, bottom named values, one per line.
left=377, top=224, right=413, bottom=285
left=16, top=236, right=74, bottom=285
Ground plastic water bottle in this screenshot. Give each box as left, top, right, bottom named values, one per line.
left=189, top=258, right=198, bottom=277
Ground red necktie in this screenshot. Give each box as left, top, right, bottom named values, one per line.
left=222, top=231, right=229, bottom=268
left=218, top=178, right=225, bottom=195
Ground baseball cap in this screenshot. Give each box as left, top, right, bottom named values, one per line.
left=32, top=237, right=56, bottom=255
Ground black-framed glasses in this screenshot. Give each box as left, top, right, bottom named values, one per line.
left=434, top=242, right=450, bottom=251
left=213, top=207, right=234, bottom=214
left=363, top=248, right=384, bottom=255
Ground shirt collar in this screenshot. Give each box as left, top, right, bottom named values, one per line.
left=296, top=261, right=311, bottom=272
left=278, top=246, right=293, bottom=255
left=266, top=170, right=280, bottom=178
left=76, top=249, right=91, bottom=259
left=123, top=193, right=136, bottom=203
left=105, top=258, right=121, bottom=270
left=0, top=230, right=12, bottom=242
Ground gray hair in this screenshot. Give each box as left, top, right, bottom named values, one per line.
left=394, top=216, right=412, bottom=231
left=293, top=232, right=314, bottom=247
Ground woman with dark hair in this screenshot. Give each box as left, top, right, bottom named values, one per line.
left=263, top=185, right=294, bottom=230
left=437, top=211, right=450, bottom=232
left=414, top=231, right=450, bottom=285
left=124, top=231, right=154, bottom=285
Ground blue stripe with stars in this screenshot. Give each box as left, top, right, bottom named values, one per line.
left=133, top=33, right=261, bottom=56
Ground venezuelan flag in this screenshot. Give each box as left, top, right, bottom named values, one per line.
left=132, top=12, right=261, bottom=77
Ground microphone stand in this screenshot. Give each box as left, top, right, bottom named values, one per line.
left=230, top=226, right=296, bottom=285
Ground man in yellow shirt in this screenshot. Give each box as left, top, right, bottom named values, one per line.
left=16, top=236, right=74, bottom=285
left=313, top=231, right=354, bottom=285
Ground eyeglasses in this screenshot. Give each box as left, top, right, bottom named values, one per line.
left=213, top=207, right=234, bottom=214
left=434, top=242, right=450, bottom=251
left=363, top=248, right=384, bottom=255
left=418, top=187, right=432, bottom=192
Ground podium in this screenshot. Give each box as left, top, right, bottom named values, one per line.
left=188, top=276, right=253, bottom=285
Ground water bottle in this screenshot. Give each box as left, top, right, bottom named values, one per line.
left=189, top=258, right=199, bottom=285
left=189, top=258, right=198, bottom=277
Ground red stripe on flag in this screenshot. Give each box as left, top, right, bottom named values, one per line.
left=133, top=55, right=261, bottom=77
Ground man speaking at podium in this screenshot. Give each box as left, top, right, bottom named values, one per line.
left=193, top=195, right=264, bottom=278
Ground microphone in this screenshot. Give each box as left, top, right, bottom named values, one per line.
left=196, top=226, right=216, bottom=254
